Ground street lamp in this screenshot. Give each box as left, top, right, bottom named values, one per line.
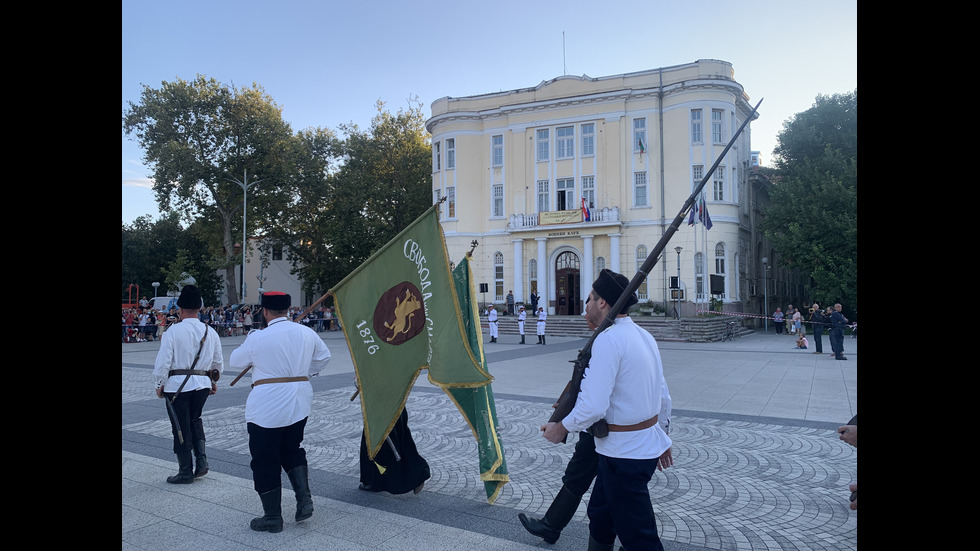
left=762, top=257, right=769, bottom=332
left=674, top=246, right=682, bottom=319
left=228, top=169, right=265, bottom=302
left=151, top=282, right=160, bottom=298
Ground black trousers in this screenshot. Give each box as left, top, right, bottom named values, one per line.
left=247, top=418, right=308, bottom=493
left=163, top=387, right=210, bottom=454
left=562, top=431, right=599, bottom=497
left=588, top=454, right=664, bottom=550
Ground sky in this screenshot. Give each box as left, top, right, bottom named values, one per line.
left=122, top=0, right=857, bottom=225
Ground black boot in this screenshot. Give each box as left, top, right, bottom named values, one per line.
left=587, top=536, right=615, bottom=551
left=520, top=334, right=525, bottom=344
left=166, top=451, right=195, bottom=484
left=193, top=439, right=209, bottom=478
left=250, top=488, right=283, bottom=533
left=287, top=465, right=314, bottom=522
left=537, top=335, right=543, bottom=344
left=542, top=336, right=546, bottom=345
left=518, top=485, right=580, bottom=544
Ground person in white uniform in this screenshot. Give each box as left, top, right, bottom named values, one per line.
left=487, top=305, right=498, bottom=343
left=541, top=269, right=673, bottom=551
left=517, top=305, right=527, bottom=344
left=536, top=307, right=548, bottom=344
left=228, top=291, right=332, bottom=533
left=153, top=285, right=223, bottom=484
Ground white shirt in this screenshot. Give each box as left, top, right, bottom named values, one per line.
left=562, top=316, right=672, bottom=460
left=153, top=318, right=223, bottom=392
left=229, top=317, right=331, bottom=428
left=518, top=311, right=526, bottom=322
left=537, top=310, right=548, bottom=322
left=488, top=309, right=498, bottom=322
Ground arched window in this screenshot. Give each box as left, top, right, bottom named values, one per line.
left=494, top=252, right=504, bottom=302
left=529, top=259, right=537, bottom=296
left=714, top=243, right=726, bottom=299
left=636, top=246, right=648, bottom=300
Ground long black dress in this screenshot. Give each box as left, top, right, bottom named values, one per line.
left=359, top=407, right=431, bottom=494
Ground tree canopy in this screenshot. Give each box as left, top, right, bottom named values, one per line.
left=123, top=75, right=295, bottom=305
left=761, top=90, right=857, bottom=317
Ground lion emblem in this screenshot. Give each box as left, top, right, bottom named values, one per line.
left=373, top=282, right=426, bottom=346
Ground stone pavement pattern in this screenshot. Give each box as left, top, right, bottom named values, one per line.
left=123, top=329, right=858, bottom=550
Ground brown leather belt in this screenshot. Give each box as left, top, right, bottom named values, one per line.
left=252, top=376, right=309, bottom=388
left=169, top=369, right=208, bottom=377
left=606, top=415, right=658, bottom=432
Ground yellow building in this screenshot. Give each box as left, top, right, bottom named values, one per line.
left=427, top=59, right=764, bottom=317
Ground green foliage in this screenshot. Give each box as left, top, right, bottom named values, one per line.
left=762, top=90, right=857, bottom=317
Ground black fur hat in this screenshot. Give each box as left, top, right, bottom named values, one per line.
left=592, top=269, right=638, bottom=314
left=176, top=285, right=203, bottom=309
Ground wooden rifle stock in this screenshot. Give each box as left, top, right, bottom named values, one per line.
left=545, top=99, right=763, bottom=438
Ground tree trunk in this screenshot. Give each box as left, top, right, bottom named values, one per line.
left=222, top=214, right=240, bottom=306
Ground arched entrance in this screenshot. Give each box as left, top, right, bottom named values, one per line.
left=555, top=251, right=581, bottom=316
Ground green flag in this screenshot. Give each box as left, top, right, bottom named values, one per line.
left=332, top=205, right=492, bottom=460
left=444, top=253, right=509, bottom=503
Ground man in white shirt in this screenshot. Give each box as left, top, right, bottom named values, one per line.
left=541, top=269, right=672, bottom=551
left=517, top=305, right=527, bottom=344
left=487, top=305, right=498, bottom=343
left=229, top=292, right=332, bottom=533
left=536, top=307, right=548, bottom=344
left=153, top=285, right=223, bottom=484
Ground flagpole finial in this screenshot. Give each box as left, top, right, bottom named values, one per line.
left=467, top=240, right=478, bottom=257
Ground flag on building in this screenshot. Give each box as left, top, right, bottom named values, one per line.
left=688, top=195, right=713, bottom=230
left=331, top=205, right=493, bottom=461
left=444, top=253, right=509, bottom=503
left=581, top=197, right=591, bottom=222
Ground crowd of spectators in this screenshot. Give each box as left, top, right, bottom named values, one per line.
left=122, top=303, right=339, bottom=342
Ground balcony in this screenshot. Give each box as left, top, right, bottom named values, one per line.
left=507, top=206, right=621, bottom=231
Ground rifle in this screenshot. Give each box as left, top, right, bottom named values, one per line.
left=547, top=98, right=763, bottom=440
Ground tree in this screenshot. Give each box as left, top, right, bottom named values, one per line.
left=276, top=99, right=432, bottom=299
left=122, top=75, right=295, bottom=305
left=761, top=91, right=857, bottom=317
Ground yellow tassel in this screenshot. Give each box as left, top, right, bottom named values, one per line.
left=374, top=460, right=386, bottom=474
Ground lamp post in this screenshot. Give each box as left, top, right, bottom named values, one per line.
left=762, top=257, right=769, bottom=332
left=674, top=246, right=682, bottom=319
left=151, top=282, right=160, bottom=298
left=228, top=170, right=265, bottom=302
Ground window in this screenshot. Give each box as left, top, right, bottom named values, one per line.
left=433, top=141, right=441, bottom=171
left=636, top=246, right=648, bottom=300
left=633, top=118, right=646, bottom=153
left=712, top=109, right=724, bottom=143
left=556, top=178, right=575, bottom=211
left=692, top=165, right=703, bottom=189
left=492, top=184, right=503, bottom=217
left=492, top=135, right=503, bottom=167
left=536, top=129, right=550, bottom=161
left=529, top=259, right=537, bottom=295
left=494, top=252, right=504, bottom=301
left=272, top=244, right=283, bottom=261
left=691, top=109, right=702, bottom=144
left=714, top=243, right=726, bottom=298
left=633, top=171, right=648, bottom=207
left=581, top=123, right=594, bottom=156
left=556, top=126, right=574, bottom=159
left=582, top=175, right=595, bottom=209
left=536, top=180, right=550, bottom=212
left=446, top=138, right=455, bottom=169
left=732, top=167, right=739, bottom=203
left=713, top=167, right=724, bottom=201
left=446, top=185, right=456, bottom=218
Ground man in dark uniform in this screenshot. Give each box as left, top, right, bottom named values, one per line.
left=830, top=303, right=849, bottom=360
left=808, top=303, right=825, bottom=354
left=358, top=407, right=431, bottom=495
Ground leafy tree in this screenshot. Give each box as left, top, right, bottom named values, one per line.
left=762, top=91, right=857, bottom=317
left=122, top=75, right=295, bottom=305
left=275, top=99, right=432, bottom=299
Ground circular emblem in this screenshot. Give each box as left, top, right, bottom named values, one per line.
left=373, top=282, right=426, bottom=345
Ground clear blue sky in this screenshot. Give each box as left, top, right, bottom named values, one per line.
left=122, top=0, right=857, bottom=224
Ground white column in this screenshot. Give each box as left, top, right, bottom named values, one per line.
left=581, top=234, right=594, bottom=302
left=536, top=238, right=548, bottom=313
left=609, top=233, right=621, bottom=274
left=512, top=239, right=524, bottom=305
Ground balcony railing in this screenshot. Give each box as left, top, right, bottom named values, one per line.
left=507, top=206, right=620, bottom=230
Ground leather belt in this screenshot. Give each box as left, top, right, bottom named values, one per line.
left=252, top=376, right=309, bottom=388
left=168, top=369, right=208, bottom=377
left=606, top=415, right=658, bottom=432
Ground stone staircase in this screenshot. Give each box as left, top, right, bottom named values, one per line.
left=482, top=314, right=753, bottom=343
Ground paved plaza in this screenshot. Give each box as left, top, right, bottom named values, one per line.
left=123, top=324, right=858, bottom=550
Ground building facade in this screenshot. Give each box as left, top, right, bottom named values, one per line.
left=427, top=59, right=777, bottom=318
